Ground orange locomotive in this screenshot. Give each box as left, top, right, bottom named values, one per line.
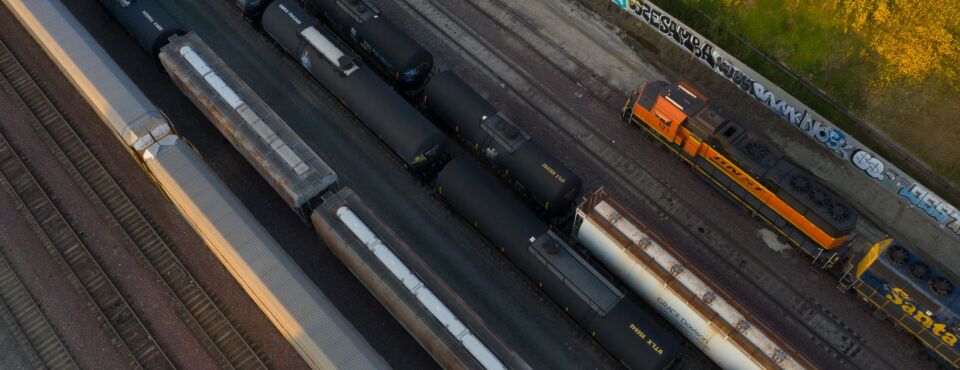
left=624, top=81, right=858, bottom=263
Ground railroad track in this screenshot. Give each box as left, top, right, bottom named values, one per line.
left=480, top=0, right=635, bottom=102
left=0, top=37, right=267, bottom=369
left=0, top=125, right=171, bottom=368
left=388, top=0, right=894, bottom=368
left=0, top=244, right=77, bottom=369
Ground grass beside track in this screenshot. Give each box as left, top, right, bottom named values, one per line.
left=651, top=0, right=960, bottom=189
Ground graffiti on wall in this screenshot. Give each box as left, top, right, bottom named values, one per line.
left=851, top=149, right=896, bottom=181
left=619, top=1, right=856, bottom=155
left=613, top=0, right=960, bottom=238
left=899, top=184, right=960, bottom=234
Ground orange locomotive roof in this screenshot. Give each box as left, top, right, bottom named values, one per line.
left=652, top=95, right=687, bottom=125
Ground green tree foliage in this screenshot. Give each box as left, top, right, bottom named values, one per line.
left=832, top=0, right=960, bottom=87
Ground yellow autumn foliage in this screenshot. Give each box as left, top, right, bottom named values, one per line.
left=832, top=0, right=960, bottom=86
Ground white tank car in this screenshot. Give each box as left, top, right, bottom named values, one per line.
left=143, top=136, right=388, bottom=369
left=3, top=0, right=170, bottom=152
left=574, top=189, right=811, bottom=370
left=159, top=33, right=338, bottom=217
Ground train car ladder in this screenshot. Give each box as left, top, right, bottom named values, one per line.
left=837, top=264, right=858, bottom=291
left=811, top=248, right=839, bottom=270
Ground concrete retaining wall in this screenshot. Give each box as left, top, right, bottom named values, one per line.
left=611, top=0, right=960, bottom=242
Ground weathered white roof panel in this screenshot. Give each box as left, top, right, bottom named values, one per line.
left=159, top=33, right=336, bottom=212
left=143, top=137, right=386, bottom=369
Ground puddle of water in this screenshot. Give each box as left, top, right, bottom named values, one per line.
left=758, top=229, right=792, bottom=253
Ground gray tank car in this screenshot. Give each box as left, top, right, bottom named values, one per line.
left=261, top=0, right=446, bottom=171
left=160, top=33, right=338, bottom=217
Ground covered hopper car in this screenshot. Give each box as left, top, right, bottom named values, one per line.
left=159, top=33, right=337, bottom=217
left=143, top=137, right=388, bottom=369
left=312, top=188, right=529, bottom=370
left=11, top=0, right=172, bottom=153
left=10, top=0, right=390, bottom=366
left=436, top=157, right=682, bottom=370
left=424, top=71, right=582, bottom=215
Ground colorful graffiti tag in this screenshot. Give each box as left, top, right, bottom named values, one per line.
left=899, top=185, right=960, bottom=234
left=612, top=0, right=960, bottom=238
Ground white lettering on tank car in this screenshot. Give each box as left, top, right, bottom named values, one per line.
left=140, top=11, right=164, bottom=32
left=278, top=4, right=302, bottom=25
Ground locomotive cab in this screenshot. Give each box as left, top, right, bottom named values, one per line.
left=632, top=81, right=692, bottom=141
left=843, top=239, right=960, bottom=365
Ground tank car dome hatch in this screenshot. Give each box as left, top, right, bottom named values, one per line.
left=495, top=121, right=520, bottom=140
left=909, top=261, right=933, bottom=281
left=544, top=240, right=560, bottom=254
left=493, top=120, right=510, bottom=137
left=931, top=276, right=956, bottom=297
left=337, top=55, right=354, bottom=70
left=886, top=244, right=911, bottom=265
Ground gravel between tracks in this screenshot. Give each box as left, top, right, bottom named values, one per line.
left=379, top=0, right=940, bottom=368
left=0, top=4, right=307, bottom=369
left=0, top=94, right=130, bottom=370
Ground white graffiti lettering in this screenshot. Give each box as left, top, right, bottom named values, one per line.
left=615, top=0, right=960, bottom=239
left=851, top=150, right=891, bottom=180
left=628, top=1, right=857, bottom=159
left=751, top=82, right=854, bottom=157
left=899, top=185, right=960, bottom=230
